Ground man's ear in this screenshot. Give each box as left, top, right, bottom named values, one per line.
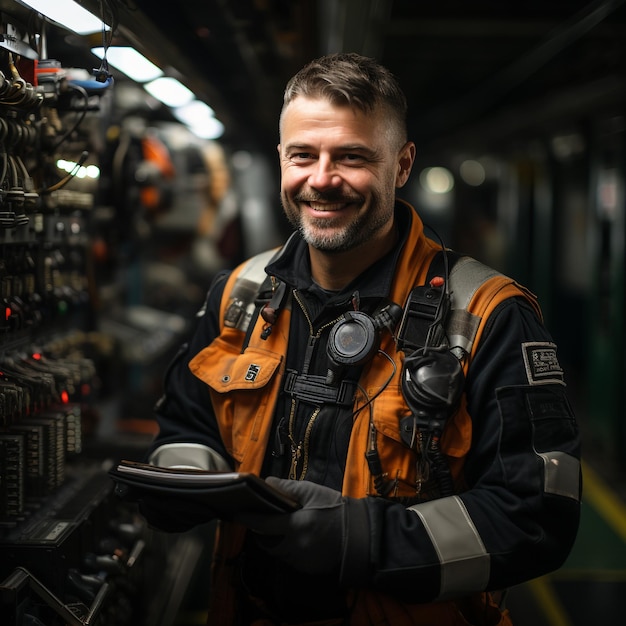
left=396, top=141, right=416, bottom=188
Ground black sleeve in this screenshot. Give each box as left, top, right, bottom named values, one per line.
left=343, top=298, right=581, bottom=602
left=146, top=270, right=234, bottom=465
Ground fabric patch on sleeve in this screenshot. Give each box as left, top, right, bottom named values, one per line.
left=521, top=342, right=564, bottom=386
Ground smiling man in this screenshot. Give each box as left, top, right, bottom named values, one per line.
left=139, top=53, right=581, bottom=625
left=278, top=63, right=415, bottom=291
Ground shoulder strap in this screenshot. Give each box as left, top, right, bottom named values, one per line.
left=218, top=243, right=293, bottom=353
left=446, top=256, right=540, bottom=364
left=397, top=250, right=534, bottom=363
left=218, top=248, right=278, bottom=333
left=448, top=256, right=504, bottom=311
left=219, top=233, right=300, bottom=335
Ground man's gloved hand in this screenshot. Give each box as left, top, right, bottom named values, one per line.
left=238, top=477, right=346, bottom=575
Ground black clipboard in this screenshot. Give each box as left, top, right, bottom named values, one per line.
left=108, top=460, right=301, bottom=517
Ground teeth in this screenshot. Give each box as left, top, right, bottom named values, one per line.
left=309, top=202, right=343, bottom=211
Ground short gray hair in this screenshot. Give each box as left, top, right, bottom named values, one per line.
left=281, top=52, right=408, bottom=147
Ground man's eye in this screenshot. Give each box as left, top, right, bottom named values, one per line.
left=342, top=154, right=366, bottom=163
left=291, top=152, right=314, bottom=161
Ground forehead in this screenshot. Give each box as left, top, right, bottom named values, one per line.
left=280, top=96, right=388, bottom=145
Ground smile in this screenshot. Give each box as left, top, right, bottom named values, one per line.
left=307, top=201, right=352, bottom=212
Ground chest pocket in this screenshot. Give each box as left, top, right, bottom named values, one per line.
left=368, top=383, right=472, bottom=498
left=367, top=383, right=418, bottom=496
left=189, top=330, right=284, bottom=466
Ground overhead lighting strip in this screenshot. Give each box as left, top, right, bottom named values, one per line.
left=21, top=0, right=224, bottom=139
left=18, top=0, right=107, bottom=34
left=91, top=46, right=163, bottom=83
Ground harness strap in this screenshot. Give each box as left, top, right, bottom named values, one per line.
left=220, top=248, right=505, bottom=362
left=284, top=370, right=357, bottom=407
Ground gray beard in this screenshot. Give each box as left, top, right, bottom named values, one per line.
left=297, top=217, right=362, bottom=252
left=290, top=209, right=389, bottom=253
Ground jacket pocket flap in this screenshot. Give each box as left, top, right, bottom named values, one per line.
left=369, top=384, right=470, bottom=459
left=189, top=339, right=282, bottom=392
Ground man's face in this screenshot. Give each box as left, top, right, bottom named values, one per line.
left=278, top=96, right=414, bottom=253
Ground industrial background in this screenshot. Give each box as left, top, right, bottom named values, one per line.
left=1, top=1, right=625, bottom=624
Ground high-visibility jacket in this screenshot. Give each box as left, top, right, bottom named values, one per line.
left=182, top=201, right=580, bottom=625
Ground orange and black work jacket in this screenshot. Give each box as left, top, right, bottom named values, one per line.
left=147, top=201, right=581, bottom=625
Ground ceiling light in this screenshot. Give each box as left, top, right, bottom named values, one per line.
left=20, top=0, right=106, bottom=34
left=187, top=117, right=225, bottom=140
left=172, top=100, right=215, bottom=125
left=144, top=77, right=194, bottom=107
left=172, top=100, right=223, bottom=139
left=91, top=47, right=163, bottom=83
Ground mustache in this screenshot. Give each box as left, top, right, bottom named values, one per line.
left=293, top=190, right=364, bottom=204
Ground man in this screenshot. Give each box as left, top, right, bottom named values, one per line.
left=140, top=53, right=581, bottom=625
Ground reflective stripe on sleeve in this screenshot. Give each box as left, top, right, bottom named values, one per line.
left=409, top=496, right=490, bottom=598
left=148, top=442, right=231, bottom=471
left=539, top=451, right=581, bottom=500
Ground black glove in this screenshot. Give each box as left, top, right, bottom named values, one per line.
left=238, top=477, right=347, bottom=575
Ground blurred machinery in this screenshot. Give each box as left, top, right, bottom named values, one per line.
left=0, top=7, right=207, bottom=625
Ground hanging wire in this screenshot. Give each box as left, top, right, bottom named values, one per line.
left=49, top=83, right=89, bottom=153
left=93, top=0, right=119, bottom=82
left=351, top=349, right=397, bottom=421
left=37, top=151, right=89, bottom=195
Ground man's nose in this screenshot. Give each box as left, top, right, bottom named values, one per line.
left=308, top=157, right=342, bottom=189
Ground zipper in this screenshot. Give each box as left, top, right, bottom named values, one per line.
left=293, top=289, right=344, bottom=340
left=286, top=290, right=346, bottom=479
left=292, top=288, right=345, bottom=374
left=287, top=400, right=321, bottom=480
left=298, top=407, right=321, bottom=480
